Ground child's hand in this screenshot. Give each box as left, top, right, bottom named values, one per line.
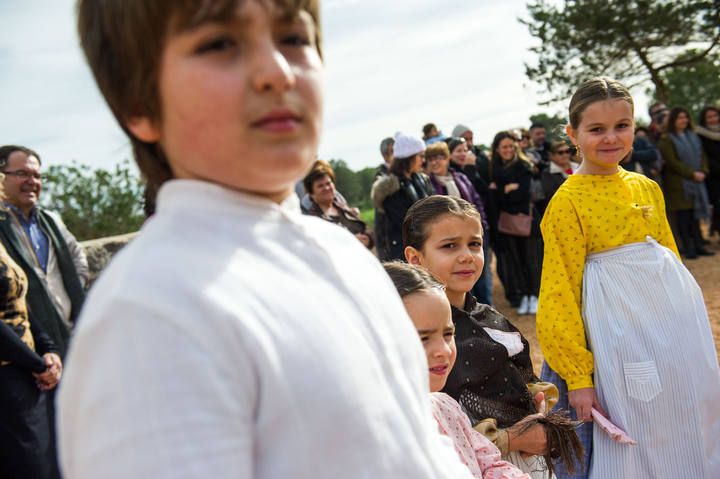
left=569, top=387, right=606, bottom=422
left=507, top=415, right=548, bottom=456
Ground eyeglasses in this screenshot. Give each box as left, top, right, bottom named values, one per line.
left=426, top=155, right=447, bottom=162
left=555, top=149, right=571, bottom=155
left=2, top=170, right=44, bottom=181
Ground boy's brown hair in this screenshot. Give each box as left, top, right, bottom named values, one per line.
left=76, top=0, right=322, bottom=191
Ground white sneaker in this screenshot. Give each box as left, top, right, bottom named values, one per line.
left=517, top=295, right=530, bottom=315
left=528, top=295, right=538, bottom=315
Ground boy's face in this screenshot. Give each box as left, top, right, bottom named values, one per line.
left=128, top=1, right=323, bottom=202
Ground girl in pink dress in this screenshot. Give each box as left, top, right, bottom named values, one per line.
left=384, top=261, right=528, bottom=479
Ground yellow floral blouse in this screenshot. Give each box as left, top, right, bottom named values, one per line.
left=537, top=168, right=678, bottom=390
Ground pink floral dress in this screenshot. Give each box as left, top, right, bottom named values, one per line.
left=431, top=393, right=529, bottom=479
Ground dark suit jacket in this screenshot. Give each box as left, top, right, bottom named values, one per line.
left=0, top=208, right=85, bottom=357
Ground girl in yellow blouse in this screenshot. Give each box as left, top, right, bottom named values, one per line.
left=537, top=77, right=720, bottom=478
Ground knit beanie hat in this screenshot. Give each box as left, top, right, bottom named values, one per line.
left=393, top=132, right=426, bottom=159
left=451, top=124, right=471, bottom=138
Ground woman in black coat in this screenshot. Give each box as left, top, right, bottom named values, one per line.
left=0, top=241, right=62, bottom=478
left=490, top=131, right=542, bottom=315
left=371, top=132, right=433, bottom=260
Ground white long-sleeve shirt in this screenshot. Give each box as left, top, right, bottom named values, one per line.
left=58, top=180, right=473, bottom=479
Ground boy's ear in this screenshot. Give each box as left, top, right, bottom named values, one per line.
left=404, top=246, right=422, bottom=265
left=127, top=115, right=161, bottom=143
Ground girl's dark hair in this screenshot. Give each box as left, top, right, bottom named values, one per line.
left=383, top=261, right=444, bottom=299
left=402, top=195, right=481, bottom=251
left=568, top=77, right=633, bottom=129
left=446, top=137, right=466, bottom=154
left=390, top=154, right=417, bottom=177
left=698, top=105, right=720, bottom=128
left=666, top=106, right=693, bottom=134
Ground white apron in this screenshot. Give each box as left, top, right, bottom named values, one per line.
left=582, top=237, right=720, bottom=478
left=506, top=452, right=555, bottom=478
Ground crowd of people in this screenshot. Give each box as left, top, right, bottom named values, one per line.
left=301, top=100, right=720, bottom=317
left=297, top=88, right=720, bottom=477
left=2, top=0, right=719, bottom=478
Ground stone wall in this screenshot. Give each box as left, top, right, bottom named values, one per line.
left=80, top=232, right=136, bottom=286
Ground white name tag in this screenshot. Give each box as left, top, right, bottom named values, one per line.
left=483, top=328, right=524, bottom=357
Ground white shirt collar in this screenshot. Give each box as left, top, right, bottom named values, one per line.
left=549, top=161, right=579, bottom=175
left=156, top=179, right=301, bottom=217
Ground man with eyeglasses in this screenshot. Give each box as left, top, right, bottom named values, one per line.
left=0, top=145, right=89, bottom=476
left=0, top=146, right=88, bottom=354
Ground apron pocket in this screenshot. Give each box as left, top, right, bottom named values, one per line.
left=623, top=361, right=662, bottom=402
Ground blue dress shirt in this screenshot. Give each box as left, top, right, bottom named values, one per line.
left=7, top=204, right=49, bottom=272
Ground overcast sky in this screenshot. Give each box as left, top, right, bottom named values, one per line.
left=0, top=0, right=651, bottom=172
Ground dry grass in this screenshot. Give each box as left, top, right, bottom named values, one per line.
left=490, top=240, right=720, bottom=376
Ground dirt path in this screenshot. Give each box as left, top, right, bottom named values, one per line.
left=490, top=241, right=720, bottom=376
